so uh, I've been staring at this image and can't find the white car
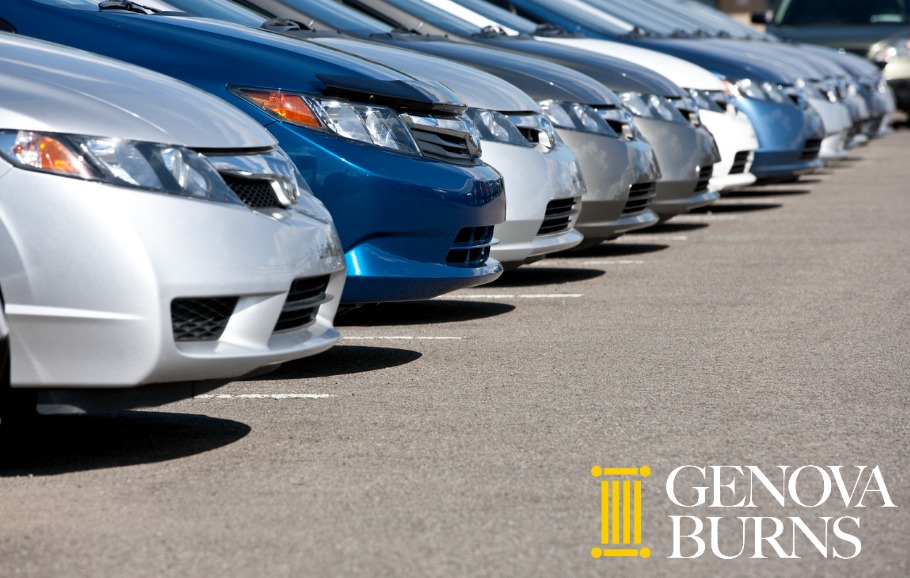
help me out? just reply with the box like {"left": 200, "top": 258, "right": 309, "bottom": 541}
{"left": 0, "top": 34, "right": 346, "bottom": 417}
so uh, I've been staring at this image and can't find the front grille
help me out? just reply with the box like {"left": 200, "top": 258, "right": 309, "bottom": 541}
{"left": 801, "top": 138, "right": 822, "bottom": 161}
{"left": 222, "top": 174, "right": 283, "bottom": 209}
{"left": 409, "top": 124, "right": 477, "bottom": 165}
{"left": 171, "top": 297, "right": 238, "bottom": 342}
{"left": 446, "top": 226, "right": 494, "bottom": 268}
{"left": 537, "top": 196, "right": 580, "bottom": 235}
{"left": 623, "top": 181, "right": 657, "bottom": 215}
{"left": 730, "top": 151, "right": 751, "bottom": 175}
{"left": 695, "top": 166, "right": 713, "bottom": 193}
{"left": 273, "top": 275, "right": 332, "bottom": 333}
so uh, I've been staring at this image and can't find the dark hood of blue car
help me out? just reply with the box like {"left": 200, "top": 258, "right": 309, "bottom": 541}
{"left": 3, "top": 2, "right": 467, "bottom": 113}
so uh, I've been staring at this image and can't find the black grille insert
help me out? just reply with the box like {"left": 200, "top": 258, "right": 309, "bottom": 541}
{"left": 409, "top": 124, "right": 478, "bottom": 165}
{"left": 801, "top": 138, "right": 822, "bottom": 161}
{"left": 730, "top": 151, "right": 750, "bottom": 175}
{"left": 695, "top": 166, "right": 714, "bottom": 193}
{"left": 447, "top": 226, "right": 494, "bottom": 268}
{"left": 222, "top": 174, "right": 283, "bottom": 209}
{"left": 623, "top": 182, "right": 657, "bottom": 215}
{"left": 171, "top": 297, "right": 238, "bottom": 342}
{"left": 274, "top": 275, "right": 332, "bottom": 333}
{"left": 538, "top": 197, "right": 580, "bottom": 235}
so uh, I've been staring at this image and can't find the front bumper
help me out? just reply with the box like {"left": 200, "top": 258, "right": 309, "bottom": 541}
{"left": 1, "top": 166, "right": 345, "bottom": 390}
{"left": 636, "top": 118, "right": 720, "bottom": 219}
{"left": 807, "top": 97, "right": 852, "bottom": 161}
{"left": 268, "top": 122, "right": 506, "bottom": 304}
{"left": 736, "top": 98, "right": 826, "bottom": 181}
{"left": 699, "top": 109, "right": 758, "bottom": 192}
{"left": 556, "top": 129, "right": 661, "bottom": 241}
{"left": 481, "top": 139, "right": 584, "bottom": 265}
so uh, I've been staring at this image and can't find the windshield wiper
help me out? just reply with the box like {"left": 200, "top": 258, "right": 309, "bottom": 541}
{"left": 621, "top": 25, "right": 654, "bottom": 39}
{"left": 261, "top": 18, "right": 305, "bottom": 32}
{"left": 97, "top": 0, "right": 158, "bottom": 14}
{"left": 533, "top": 22, "right": 568, "bottom": 37}
{"left": 474, "top": 24, "right": 509, "bottom": 38}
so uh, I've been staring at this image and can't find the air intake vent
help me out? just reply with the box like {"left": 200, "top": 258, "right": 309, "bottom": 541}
{"left": 274, "top": 275, "right": 332, "bottom": 333}
{"left": 801, "top": 138, "right": 822, "bottom": 161}
{"left": 730, "top": 151, "right": 751, "bottom": 175}
{"left": 171, "top": 297, "right": 238, "bottom": 342}
{"left": 446, "top": 226, "right": 494, "bottom": 268}
{"left": 538, "top": 197, "right": 580, "bottom": 235}
{"left": 623, "top": 182, "right": 657, "bottom": 215}
{"left": 222, "top": 174, "right": 283, "bottom": 209}
{"left": 408, "top": 124, "right": 478, "bottom": 165}
{"left": 695, "top": 166, "right": 714, "bottom": 193}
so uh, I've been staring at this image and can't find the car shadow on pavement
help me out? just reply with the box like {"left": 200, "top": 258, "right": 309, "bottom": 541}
{"left": 482, "top": 267, "right": 605, "bottom": 287}
{"left": 691, "top": 202, "right": 783, "bottom": 213}
{"left": 557, "top": 241, "right": 670, "bottom": 258}
{"left": 337, "top": 300, "right": 515, "bottom": 327}
{"left": 253, "top": 345, "right": 422, "bottom": 379}
{"left": 0, "top": 411, "right": 250, "bottom": 477}
{"left": 724, "top": 187, "right": 811, "bottom": 198}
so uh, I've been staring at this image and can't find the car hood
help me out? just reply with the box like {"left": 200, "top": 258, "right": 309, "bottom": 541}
{"left": 4, "top": 4, "right": 466, "bottom": 114}
{"left": 379, "top": 36, "right": 623, "bottom": 106}
{"left": 537, "top": 37, "right": 725, "bottom": 91}
{"left": 633, "top": 38, "right": 804, "bottom": 85}
{"left": 0, "top": 33, "right": 274, "bottom": 148}
{"left": 308, "top": 37, "right": 540, "bottom": 111}
{"left": 482, "top": 36, "right": 687, "bottom": 97}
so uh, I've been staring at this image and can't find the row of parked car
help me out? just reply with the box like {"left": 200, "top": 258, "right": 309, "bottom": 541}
{"left": 0, "top": 0, "right": 898, "bottom": 421}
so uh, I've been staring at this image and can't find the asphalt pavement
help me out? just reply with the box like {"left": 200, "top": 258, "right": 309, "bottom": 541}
{"left": 1, "top": 128, "right": 908, "bottom": 577}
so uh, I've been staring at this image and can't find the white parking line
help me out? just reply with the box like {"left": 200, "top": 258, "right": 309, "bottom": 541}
{"left": 195, "top": 393, "right": 335, "bottom": 399}
{"left": 342, "top": 336, "right": 463, "bottom": 340}
{"left": 581, "top": 260, "right": 645, "bottom": 265}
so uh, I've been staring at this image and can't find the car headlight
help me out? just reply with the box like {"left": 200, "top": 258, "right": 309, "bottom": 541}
{"left": 539, "top": 100, "right": 617, "bottom": 137}
{"left": 0, "top": 130, "right": 242, "bottom": 204}
{"left": 619, "top": 92, "right": 688, "bottom": 123}
{"left": 506, "top": 112, "right": 557, "bottom": 150}
{"left": 232, "top": 87, "right": 420, "bottom": 155}
{"left": 464, "top": 108, "right": 529, "bottom": 148}
{"left": 870, "top": 36, "right": 910, "bottom": 64}
{"left": 726, "top": 79, "right": 792, "bottom": 106}
{"left": 669, "top": 95, "right": 702, "bottom": 127}
{"left": 688, "top": 89, "right": 725, "bottom": 114}
{"left": 594, "top": 106, "right": 640, "bottom": 141}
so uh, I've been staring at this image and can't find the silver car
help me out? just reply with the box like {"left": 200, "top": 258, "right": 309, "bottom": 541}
{"left": 0, "top": 34, "right": 346, "bottom": 417}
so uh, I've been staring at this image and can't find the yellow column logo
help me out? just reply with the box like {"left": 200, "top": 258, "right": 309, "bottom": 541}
{"left": 591, "top": 466, "right": 651, "bottom": 559}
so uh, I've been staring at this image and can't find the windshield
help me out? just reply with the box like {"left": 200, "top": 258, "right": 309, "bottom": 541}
{"left": 357, "top": 0, "right": 489, "bottom": 36}
{"left": 481, "top": 0, "right": 633, "bottom": 35}
{"left": 448, "top": 0, "right": 541, "bottom": 34}
{"left": 583, "top": 0, "right": 688, "bottom": 35}
{"left": 32, "top": 0, "right": 98, "bottom": 8}
{"left": 775, "top": 0, "right": 910, "bottom": 26}
{"left": 273, "top": 0, "right": 394, "bottom": 35}
{"left": 147, "top": 0, "right": 269, "bottom": 25}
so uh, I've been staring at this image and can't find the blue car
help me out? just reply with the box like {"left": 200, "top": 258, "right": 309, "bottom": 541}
{"left": 2, "top": 0, "right": 506, "bottom": 304}
{"left": 473, "top": 0, "right": 827, "bottom": 182}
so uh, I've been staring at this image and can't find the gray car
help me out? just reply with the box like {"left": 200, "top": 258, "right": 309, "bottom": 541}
{"left": 0, "top": 34, "right": 346, "bottom": 418}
